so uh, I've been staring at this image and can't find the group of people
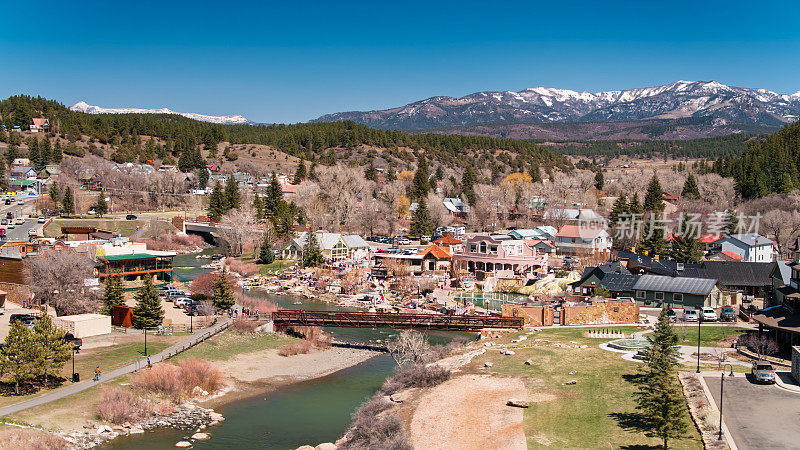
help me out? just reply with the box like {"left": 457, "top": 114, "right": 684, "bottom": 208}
{"left": 227, "top": 306, "right": 259, "bottom": 318}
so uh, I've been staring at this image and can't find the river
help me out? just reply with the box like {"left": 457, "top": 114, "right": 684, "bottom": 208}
{"left": 105, "top": 251, "right": 467, "bottom": 449}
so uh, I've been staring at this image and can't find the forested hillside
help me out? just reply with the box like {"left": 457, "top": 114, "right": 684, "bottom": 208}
{"left": 711, "top": 120, "right": 800, "bottom": 198}
{"left": 540, "top": 133, "right": 754, "bottom": 159}
{"left": 0, "top": 95, "right": 570, "bottom": 174}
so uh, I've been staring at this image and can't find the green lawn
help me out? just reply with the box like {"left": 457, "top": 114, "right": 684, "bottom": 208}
{"left": 237, "top": 254, "right": 294, "bottom": 275}
{"left": 174, "top": 330, "right": 298, "bottom": 362}
{"left": 467, "top": 328, "right": 703, "bottom": 449}
{"left": 69, "top": 342, "right": 172, "bottom": 378}
{"left": 672, "top": 325, "right": 748, "bottom": 347}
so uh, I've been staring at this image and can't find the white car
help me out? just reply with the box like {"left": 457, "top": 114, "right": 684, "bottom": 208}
{"left": 14, "top": 218, "right": 24, "bottom": 225}
{"left": 683, "top": 308, "right": 698, "bottom": 322}
{"left": 16, "top": 199, "right": 23, "bottom": 205}
{"left": 174, "top": 297, "right": 192, "bottom": 308}
{"left": 37, "top": 217, "right": 45, "bottom": 223}
{"left": 700, "top": 307, "right": 718, "bottom": 322}
{"left": 396, "top": 237, "right": 411, "bottom": 245}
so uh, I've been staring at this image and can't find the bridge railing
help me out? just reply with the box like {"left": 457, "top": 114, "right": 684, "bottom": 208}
{"left": 271, "top": 309, "right": 523, "bottom": 330}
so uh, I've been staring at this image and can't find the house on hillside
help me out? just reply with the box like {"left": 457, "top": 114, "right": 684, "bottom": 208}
{"left": 30, "top": 118, "right": 49, "bottom": 133}
{"left": 702, "top": 261, "right": 775, "bottom": 300}
{"left": 717, "top": 233, "right": 775, "bottom": 262}
{"left": 555, "top": 225, "right": 612, "bottom": 255}
{"left": 79, "top": 173, "right": 103, "bottom": 191}
{"left": 442, "top": 197, "right": 470, "bottom": 217}
{"left": 543, "top": 208, "right": 606, "bottom": 226}
{"left": 632, "top": 275, "right": 725, "bottom": 308}
{"left": 11, "top": 158, "right": 30, "bottom": 167}
{"left": 11, "top": 166, "right": 37, "bottom": 179}
{"left": 524, "top": 239, "right": 556, "bottom": 254}
{"left": 281, "top": 231, "right": 370, "bottom": 262}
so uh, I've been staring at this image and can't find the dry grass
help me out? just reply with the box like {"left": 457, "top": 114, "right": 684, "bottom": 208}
{"left": 96, "top": 387, "right": 150, "bottom": 424}
{"left": 231, "top": 316, "right": 260, "bottom": 333}
{"left": 0, "top": 426, "right": 69, "bottom": 450}
{"left": 226, "top": 258, "right": 259, "bottom": 277}
{"left": 131, "top": 359, "right": 224, "bottom": 402}
{"left": 136, "top": 233, "right": 204, "bottom": 251}
{"left": 340, "top": 396, "right": 410, "bottom": 450}
{"left": 278, "top": 340, "right": 312, "bottom": 356}
{"left": 380, "top": 364, "right": 451, "bottom": 395}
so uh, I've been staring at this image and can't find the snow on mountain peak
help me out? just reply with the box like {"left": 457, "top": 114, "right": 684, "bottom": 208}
{"left": 69, "top": 101, "right": 249, "bottom": 125}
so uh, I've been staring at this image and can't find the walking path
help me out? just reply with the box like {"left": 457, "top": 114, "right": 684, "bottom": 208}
{"left": 0, "top": 317, "right": 231, "bottom": 417}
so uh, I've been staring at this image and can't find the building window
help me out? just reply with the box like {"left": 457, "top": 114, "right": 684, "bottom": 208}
{"left": 636, "top": 290, "right": 645, "bottom": 299}
{"left": 479, "top": 242, "right": 487, "bottom": 253}
{"left": 489, "top": 245, "right": 498, "bottom": 254}
{"left": 673, "top": 293, "right": 683, "bottom": 303}
{"left": 655, "top": 292, "right": 664, "bottom": 301}
{"left": 470, "top": 244, "right": 477, "bottom": 253}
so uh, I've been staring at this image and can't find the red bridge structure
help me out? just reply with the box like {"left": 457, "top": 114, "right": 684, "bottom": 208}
{"left": 271, "top": 309, "right": 524, "bottom": 331}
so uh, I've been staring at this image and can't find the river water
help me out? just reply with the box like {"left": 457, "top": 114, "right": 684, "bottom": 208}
{"left": 106, "top": 251, "right": 467, "bottom": 449}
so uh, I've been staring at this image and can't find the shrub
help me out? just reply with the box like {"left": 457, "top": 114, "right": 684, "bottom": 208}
{"left": 136, "top": 233, "right": 205, "bottom": 252}
{"left": 226, "top": 259, "right": 258, "bottom": 277}
{"left": 97, "top": 387, "right": 150, "bottom": 424}
{"left": 341, "top": 408, "right": 411, "bottom": 450}
{"left": 0, "top": 427, "right": 69, "bottom": 450}
{"left": 177, "top": 358, "right": 225, "bottom": 394}
{"left": 379, "top": 364, "right": 450, "bottom": 396}
{"left": 231, "top": 316, "right": 259, "bottom": 333}
{"left": 132, "top": 363, "right": 184, "bottom": 402}
{"left": 278, "top": 340, "right": 312, "bottom": 356}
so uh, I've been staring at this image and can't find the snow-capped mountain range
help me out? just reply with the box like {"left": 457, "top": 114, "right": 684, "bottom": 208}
{"left": 314, "top": 81, "right": 800, "bottom": 130}
{"left": 69, "top": 101, "right": 250, "bottom": 125}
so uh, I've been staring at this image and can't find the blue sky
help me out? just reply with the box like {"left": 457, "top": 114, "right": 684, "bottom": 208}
{"left": 1, "top": 0, "right": 798, "bottom": 123}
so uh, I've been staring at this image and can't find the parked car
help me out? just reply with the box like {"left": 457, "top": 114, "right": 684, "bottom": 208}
{"left": 174, "top": 297, "right": 192, "bottom": 308}
{"left": 404, "top": 248, "right": 419, "bottom": 255}
{"left": 751, "top": 360, "right": 776, "bottom": 384}
{"left": 7, "top": 222, "right": 15, "bottom": 229}
{"left": 167, "top": 291, "right": 188, "bottom": 299}
{"left": 683, "top": 308, "right": 698, "bottom": 322}
{"left": 126, "top": 214, "right": 138, "bottom": 220}
{"left": 10, "top": 314, "right": 36, "bottom": 328}
{"left": 1, "top": 219, "right": 7, "bottom": 226}
{"left": 37, "top": 216, "right": 45, "bottom": 223}
{"left": 16, "top": 199, "right": 23, "bottom": 205}
{"left": 720, "top": 306, "right": 736, "bottom": 322}
{"left": 700, "top": 307, "right": 717, "bottom": 322}
{"left": 14, "top": 218, "right": 24, "bottom": 225}
{"left": 3, "top": 199, "right": 10, "bottom": 205}
{"left": 664, "top": 308, "right": 677, "bottom": 322}
{"left": 396, "top": 237, "right": 411, "bottom": 245}
{"left": 6, "top": 212, "right": 13, "bottom": 219}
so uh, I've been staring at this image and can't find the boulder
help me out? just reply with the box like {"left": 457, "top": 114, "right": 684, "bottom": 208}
{"left": 191, "top": 433, "right": 210, "bottom": 440}
{"left": 96, "top": 425, "right": 113, "bottom": 435}
{"left": 390, "top": 388, "right": 417, "bottom": 403}
{"left": 484, "top": 362, "right": 494, "bottom": 368}
{"left": 175, "top": 441, "right": 192, "bottom": 448}
{"left": 506, "top": 398, "right": 530, "bottom": 408}
{"left": 297, "top": 446, "right": 316, "bottom": 450}
{"left": 130, "top": 427, "right": 144, "bottom": 435}
{"left": 524, "top": 359, "right": 533, "bottom": 365}
{"left": 208, "top": 412, "right": 225, "bottom": 422}
{"left": 316, "top": 443, "right": 337, "bottom": 450}
{"left": 565, "top": 380, "right": 577, "bottom": 385}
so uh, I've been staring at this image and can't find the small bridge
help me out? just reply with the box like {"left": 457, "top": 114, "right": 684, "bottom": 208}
{"left": 272, "top": 309, "right": 524, "bottom": 331}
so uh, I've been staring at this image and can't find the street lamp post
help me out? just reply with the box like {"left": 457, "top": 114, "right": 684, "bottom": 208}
{"left": 718, "top": 363, "right": 735, "bottom": 441}
{"left": 190, "top": 313, "right": 193, "bottom": 334}
{"left": 144, "top": 327, "right": 148, "bottom": 356}
{"left": 71, "top": 348, "right": 76, "bottom": 382}
{"left": 696, "top": 314, "right": 702, "bottom": 373}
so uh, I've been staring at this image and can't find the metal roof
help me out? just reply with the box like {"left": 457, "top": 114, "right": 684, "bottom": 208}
{"left": 632, "top": 275, "right": 717, "bottom": 296}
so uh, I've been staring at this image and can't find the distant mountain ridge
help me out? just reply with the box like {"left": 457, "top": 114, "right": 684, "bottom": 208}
{"left": 69, "top": 101, "right": 250, "bottom": 125}
{"left": 314, "top": 80, "right": 800, "bottom": 131}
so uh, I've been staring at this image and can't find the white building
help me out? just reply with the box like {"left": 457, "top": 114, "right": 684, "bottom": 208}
{"left": 718, "top": 233, "right": 775, "bottom": 262}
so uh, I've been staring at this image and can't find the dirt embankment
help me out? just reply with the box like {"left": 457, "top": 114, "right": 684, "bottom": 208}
{"left": 409, "top": 374, "right": 528, "bottom": 450}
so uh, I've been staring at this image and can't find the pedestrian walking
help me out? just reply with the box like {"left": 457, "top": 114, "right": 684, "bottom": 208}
{"left": 94, "top": 365, "right": 101, "bottom": 381}
{"left": 147, "top": 355, "right": 151, "bottom": 368}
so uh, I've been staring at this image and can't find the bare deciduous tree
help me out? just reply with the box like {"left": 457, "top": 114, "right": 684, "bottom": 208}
{"left": 387, "top": 330, "right": 430, "bottom": 367}
{"left": 26, "top": 249, "right": 100, "bottom": 315}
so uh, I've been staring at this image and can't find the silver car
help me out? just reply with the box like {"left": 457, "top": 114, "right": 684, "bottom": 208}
{"left": 751, "top": 360, "right": 775, "bottom": 384}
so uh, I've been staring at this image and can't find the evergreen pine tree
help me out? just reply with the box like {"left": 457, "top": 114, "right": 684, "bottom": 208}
{"left": 52, "top": 140, "right": 63, "bottom": 162}
{"left": 670, "top": 217, "right": 703, "bottom": 262}
{"left": 462, "top": 166, "right": 477, "bottom": 206}
{"left": 32, "top": 313, "right": 71, "bottom": 387}
{"left": 1, "top": 321, "right": 38, "bottom": 394}
{"left": 411, "top": 156, "right": 430, "bottom": 200}
{"left": 132, "top": 277, "right": 165, "bottom": 329}
{"left": 308, "top": 161, "right": 318, "bottom": 181}
{"left": 639, "top": 215, "right": 667, "bottom": 257}
{"left": 197, "top": 168, "right": 209, "bottom": 189}
{"left": 528, "top": 161, "right": 542, "bottom": 183}
{"left": 681, "top": 173, "right": 701, "bottom": 200}
{"left": 628, "top": 194, "right": 644, "bottom": 215}
{"left": 724, "top": 208, "right": 739, "bottom": 236}
{"left": 609, "top": 195, "right": 629, "bottom": 226}
{"left": 636, "top": 309, "right": 688, "bottom": 448}
{"left": 61, "top": 186, "right": 74, "bottom": 216}
{"left": 410, "top": 200, "right": 434, "bottom": 237}
{"left": 211, "top": 267, "right": 236, "bottom": 311}
{"left": 434, "top": 166, "right": 444, "bottom": 181}
{"left": 644, "top": 174, "right": 665, "bottom": 213}
{"left": 252, "top": 194, "right": 265, "bottom": 222}
{"left": 293, "top": 161, "right": 307, "bottom": 184}
{"left": 224, "top": 175, "right": 240, "bottom": 210}
{"left": 265, "top": 172, "right": 283, "bottom": 215}
{"left": 386, "top": 161, "right": 396, "bottom": 182}
{"left": 40, "top": 137, "right": 52, "bottom": 164}
{"left": 364, "top": 160, "right": 378, "bottom": 182}
{"left": 100, "top": 275, "right": 124, "bottom": 315}
{"left": 257, "top": 233, "right": 275, "bottom": 265}
{"left": 303, "top": 232, "right": 325, "bottom": 268}
{"left": 207, "top": 181, "right": 225, "bottom": 221}
{"left": 94, "top": 195, "right": 108, "bottom": 217}
{"left": 594, "top": 170, "right": 604, "bottom": 191}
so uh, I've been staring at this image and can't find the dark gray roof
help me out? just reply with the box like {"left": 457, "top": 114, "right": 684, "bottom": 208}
{"left": 701, "top": 261, "right": 774, "bottom": 288}
{"left": 596, "top": 273, "right": 638, "bottom": 292}
{"left": 632, "top": 275, "right": 717, "bottom": 296}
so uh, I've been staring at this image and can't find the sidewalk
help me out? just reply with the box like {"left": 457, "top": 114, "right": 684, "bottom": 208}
{"left": 0, "top": 317, "right": 231, "bottom": 417}
{"left": 774, "top": 371, "right": 800, "bottom": 393}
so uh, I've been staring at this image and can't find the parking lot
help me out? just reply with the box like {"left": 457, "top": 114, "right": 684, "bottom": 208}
{"left": 705, "top": 374, "right": 800, "bottom": 449}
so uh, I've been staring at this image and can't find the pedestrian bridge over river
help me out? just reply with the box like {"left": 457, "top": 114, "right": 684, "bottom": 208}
{"left": 271, "top": 310, "right": 524, "bottom": 331}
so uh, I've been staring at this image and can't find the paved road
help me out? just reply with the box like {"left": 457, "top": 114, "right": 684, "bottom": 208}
{"left": 0, "top": 317, "right": 231, "bottom": 417}
{"left": 705, "top": 374, "right": 800, "bottom": 449}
